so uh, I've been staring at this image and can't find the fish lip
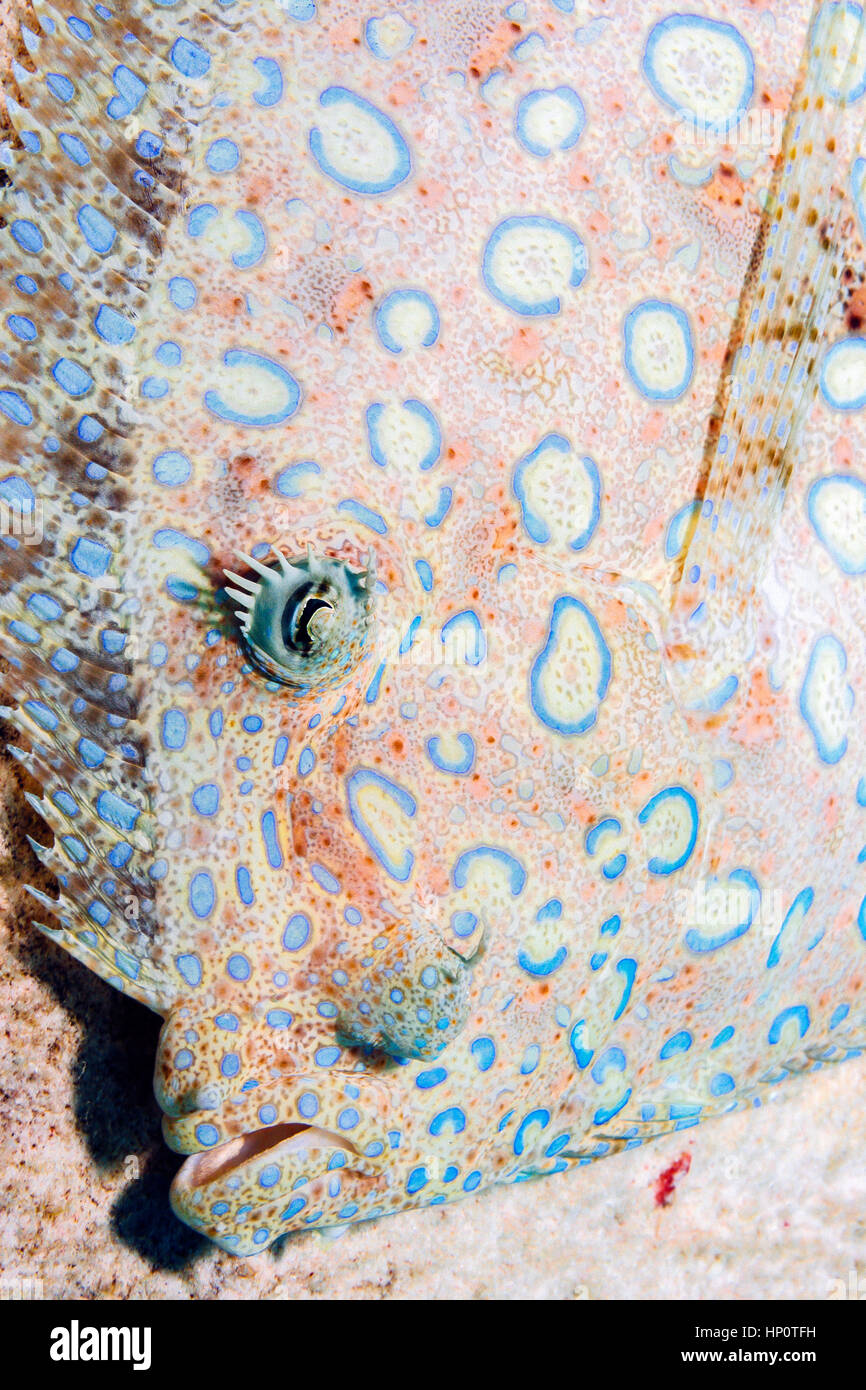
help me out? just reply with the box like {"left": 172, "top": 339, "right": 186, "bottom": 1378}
{"left": 174, "top": 1121, "right": 360, "bottom": 1192}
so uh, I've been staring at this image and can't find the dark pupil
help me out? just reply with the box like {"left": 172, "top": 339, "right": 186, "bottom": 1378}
{"left": 281, "top": 581, "right": 333, "bottom": 654}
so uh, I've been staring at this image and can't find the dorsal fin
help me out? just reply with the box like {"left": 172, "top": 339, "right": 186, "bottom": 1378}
{"left": 664, "top": 0, "right": 866, "bottom": 716}
{"left": 0, "top": 0, "right": 246, "bottom": 1013}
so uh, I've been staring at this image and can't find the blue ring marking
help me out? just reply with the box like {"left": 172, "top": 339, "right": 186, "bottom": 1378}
{"left": 425, "top": 486, "right": 452, "bottom": 527}
{"left": 195, "top": 1124, "right": 219, "bottom": 1147}
{"left": 517, "top": 944, "right": 567, "bottom": 977}
{"left": 515, "top": 85, "right": 585, "bottom": 157}
{"left": 274, "top": 461, "right": 320, "bottom": 497}
{"left": 346, "top": 768, "right": 416, "bottom": 881}
{"left": 820, "top": 337, "right": 866, "bottom": 410}
{"left": 482, "top": 215, "right": 587, "bottom": 316}
{"left": 766, "top": 887, "right": 815, "bottom": 968}
{"left": 637, "top": 785, "right": 699, "bottom": 874}
{"left": 189, "top": 872, "right": 216, "bottom": 919}
{"left": 453, "top": 845, "right": 525, "bottom": 896}
{"left": 665, "top": 498, "right": 701, "bottom": 560}
{"left": 204, "top": 349, "right": 301, "bottom": 428}
{"left": 366, "top": 398, "right": 442, "bottom": 471}
{"left": 768, "top": 1005, "right": 810, "bottom": 1044}
{"left": 799, "top": 633, "right": 853, "bottom": 764}
{"left": 623, "top": 299, "right": 694, "bottom": 401}
{"left": 221, "top": 1053, "right": 240, "bottom": 1078}
{"left": 309, "top": 87, "right": 412, "bottom": 195}
{"left": 660, "top": 1030, "right": 692, "bottom": 1060}
{"left": 569, "top": 1019, "right": 593, "bottom": 1069}
{"left": 806, "top": 475, "right": 866, "bottom": 575}
{"left": 529, "top": 594, "right": 611, "bottom": 735}
{"left": 513, "top": 1108, "right": 550, "bottom": 1156}
{"left": 232, "top": 211, "right": 267, "bottom": 269}
{"left": 512, "top": 433, "right": 601, "bottom": 550}
{"left": 374, "top": 289, "right": 440, "bottom": 353}
{"left": 642, "top": 14, "right": 754, "bottom": 133}
{"left": 441, "top": 609, "right": 485, "bottom": 665}
{"left": 337, "top": 499, "right": 388, "bottom": 534}
{"left": 6, "top": 314, "right": 37, "bottom": 342}
{"left": 429, "top": 1107, "right": 466, "bottom": 1136}
{"left": 426, "top": 732, "right": 475, "bottom": 775}
{"left": 613, "top": 958, "right": 637, "bottom": 1020}
{"left": 253, "top": 56, "right": 283, "bottom": 107}
{"left": 684, "top": 868, "right": 761, "bottom": 953}
{"left": 191, "top": 783, "right": 219, "bottom": 817}
{"left": 52, "top": 358, "right": 93, "bottom": 397}
{"left": 152, "top": 530, "right": 210, "bottom": 565}
{"left": 471, "top": 1036, "right": 496, "bottom": 1072}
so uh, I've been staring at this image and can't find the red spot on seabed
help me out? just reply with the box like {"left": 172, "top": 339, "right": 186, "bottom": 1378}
{"left": 654, "top": 1152, "right": 692, "bottom": 1208}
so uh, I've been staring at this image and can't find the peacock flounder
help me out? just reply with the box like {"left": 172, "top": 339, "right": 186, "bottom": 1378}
{"left": 0, "top": 0, "right": 864, "bottom": 1256}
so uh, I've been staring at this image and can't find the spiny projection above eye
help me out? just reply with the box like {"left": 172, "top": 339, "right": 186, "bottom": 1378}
{"left": 222, "top": 546, "right": 377, "bottom": 693}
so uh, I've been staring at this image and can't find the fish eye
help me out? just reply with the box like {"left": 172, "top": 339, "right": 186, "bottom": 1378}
{"left": 223, "top": 545, "right": 375, "bottom": 692}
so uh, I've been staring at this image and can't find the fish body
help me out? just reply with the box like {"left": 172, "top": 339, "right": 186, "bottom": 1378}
{"left": 0, "top": 0, "right": 864, "bottom": 1255}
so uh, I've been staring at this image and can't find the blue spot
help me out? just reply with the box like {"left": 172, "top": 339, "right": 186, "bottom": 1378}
{"left": 517, "top": 944, "right": 567, "bottom": 977}
{"left": 70, "top": 537, "right": 111, "bottom": 577}
{"left": 170, "top": 36, "right": 211, "bottom": 78}
{"left": 206, "top": 137, "right": 240, "bottom": 173}
{"left": 161, "top": 709, "right": 188, "bottom": 750}
{"left": 261, "top": 810, "right": 283, "bottom": 868}
{"left": 192, "top": 784, "right": 220, "bottom": 817}
{"left": 426, "top": 732, "right": 475, "bottom": 775}
{"left": 189, "top": 872, "right": 216, "bottom": 919}
{"left": 266, "top": 1009, "right": 293, "bottom": 1028}
{"left": 168, "top": 277, "right": 197, "bottom": 310}
{"left": 283, "top": 913, "right": 311, "bottom": 951}
{"left": 10, "top": 219, "right": 44, "bottom": 254}
{"left": 95, "top": 791, "right": 139, "bottom": 833}
{"left": 152, "top": 450, "right": 191, "bottom": 486}
{"left": 176, "top": 953, "right": 202, "bottom": 988}
{"left": 195, "top": 1124, "right": 219, "bottom": 1147}
{"left": 643, "top": 15, "right": 754, "bottom": 133}
{"left": 274, "top": 461, "right": 320, "bottom": 497}
{"left": 93, "top": 304, "right": 135, "bottom": 345}
{"left": 227, "top": 953, "right": 251, "bottom": 981}
{"left": 430, "top": 1107, "right": 466, "bottom": 1136}
{"left": 52, "top": 358, "right": 92, "bottom": 397}
{"left": 77, "top": 204, "right": 116, "bottom": 254}
{"left": 416, "top": 1067, "right": 447, "bottom": 1089}
{"left": 253, "top": 56, "right": 283, "bottom": 107}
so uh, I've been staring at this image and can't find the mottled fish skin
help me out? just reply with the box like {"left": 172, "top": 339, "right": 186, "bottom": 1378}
{"left": 0, "top": 0, "right": 864, "bottom": 1257}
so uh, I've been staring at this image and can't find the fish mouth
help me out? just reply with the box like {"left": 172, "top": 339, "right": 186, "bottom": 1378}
{"left": 170, "top": 1121, "right": 383, "bottom": 1254}
{"left": 178, "top": 1122, "right": 358, "bottom": 1190}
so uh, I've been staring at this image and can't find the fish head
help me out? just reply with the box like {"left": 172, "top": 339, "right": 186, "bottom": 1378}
{"left": 148, "top": 447, "right": 703, "bottom": 1253}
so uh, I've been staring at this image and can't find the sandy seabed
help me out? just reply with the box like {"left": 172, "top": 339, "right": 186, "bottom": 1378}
{"left": 0, "top": 0, "right": 864, "bottom": 1301}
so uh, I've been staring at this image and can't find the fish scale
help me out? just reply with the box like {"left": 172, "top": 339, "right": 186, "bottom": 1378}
{"left": 0, "top": 0, "right": 864, "bottom": 1257}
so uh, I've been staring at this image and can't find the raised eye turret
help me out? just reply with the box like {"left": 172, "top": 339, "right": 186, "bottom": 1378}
{"left": 223, "top": 546, "right": 375, "bottom": 694}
